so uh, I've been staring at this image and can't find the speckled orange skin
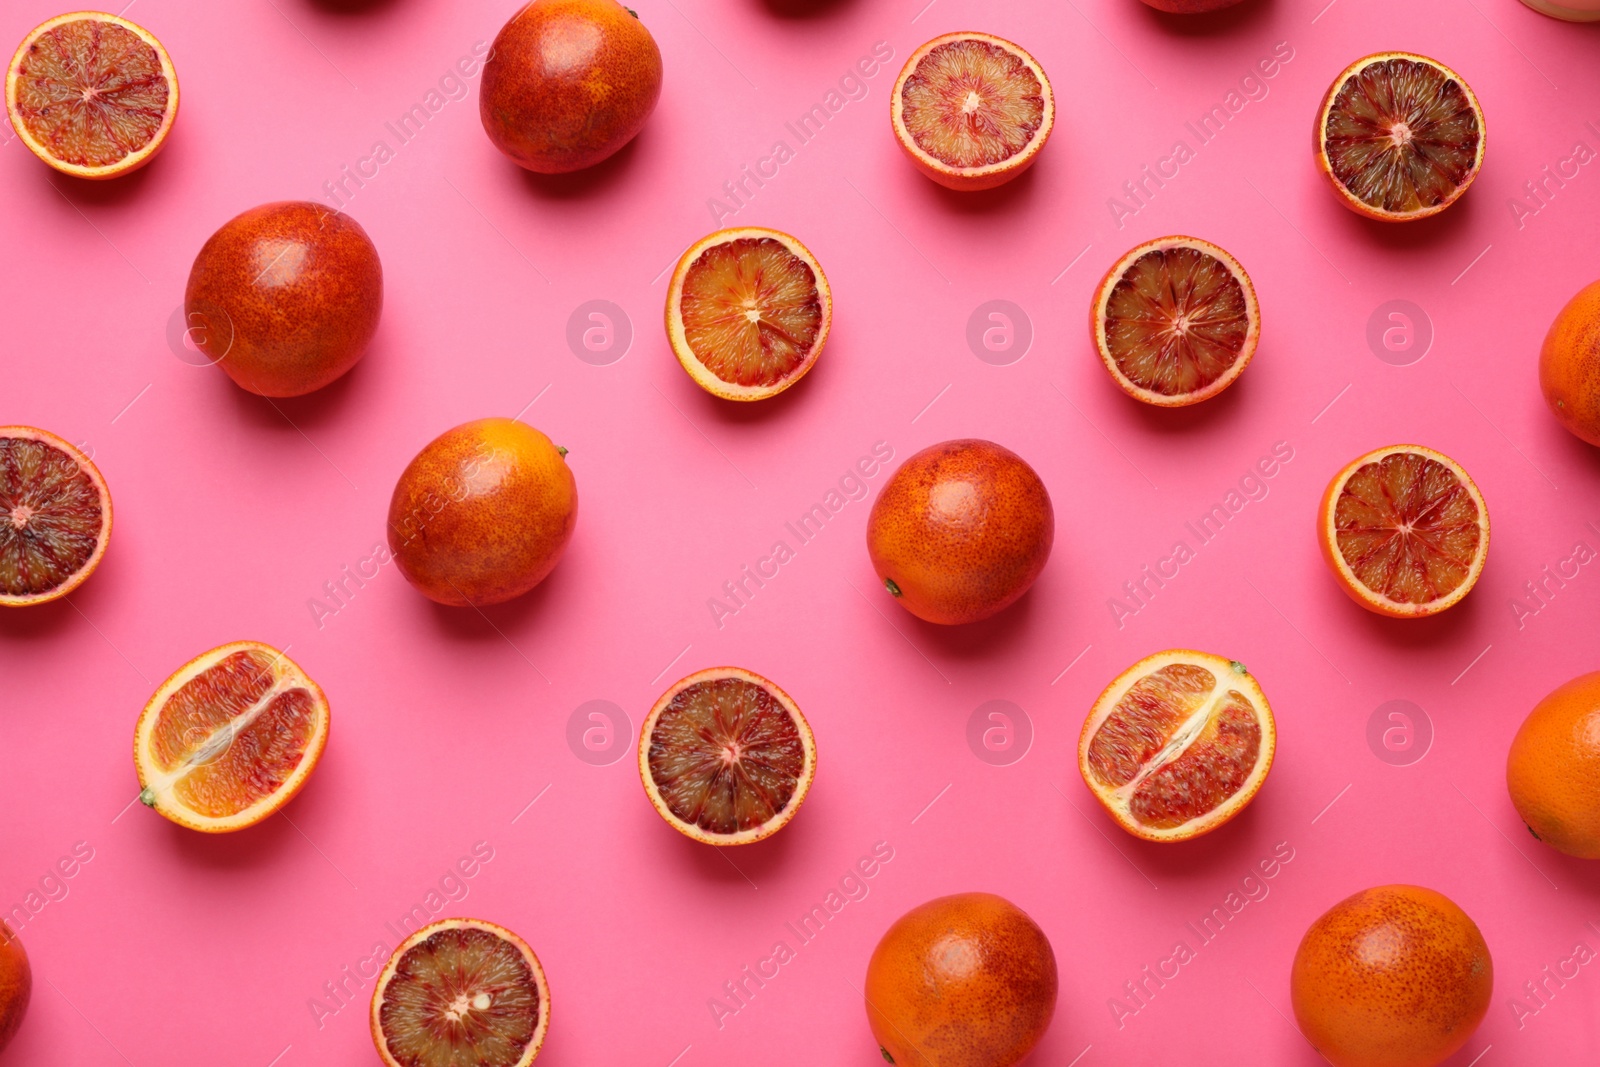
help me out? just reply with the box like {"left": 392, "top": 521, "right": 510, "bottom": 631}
{"left": 865, "top": 893, "right": 1057, "bottom": 1067}
{"left": 1139, "top": 0, "right": 1245, "bottom": 11}
{"left": 1540, "top": 280, "right": 1600, "bottom": 447}
{"left": 387, "top": 419, "right": 577, "bottom": 607}
{"left": 1507, "top": 671, "right": 1600, "bottom": 858}
{"left": 0, "top": 923, "right": 30, "bottom": 1053}
{"left": 1291, "top": 885, "right": 1492, "bottom": 1067}
{"left": 867, "top": 440, "right": 1053, "bottom": 625}
{"left": 185, "top": 202, "right": 383, "bottom": 397}
{"left": 480, "top": 0, "right": 663, "bottom": 174}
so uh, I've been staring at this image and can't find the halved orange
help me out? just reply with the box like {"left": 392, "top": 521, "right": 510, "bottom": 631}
{"left": 371, "top": 918, "right": 550, "bottom": 1067}
{"left": 133, "top": 642, "right": 329, "bottom": 833}
{"left": 1318, "top": 444, "right": 1489, "bottom": 618}
{"left": 891, "top": 32, "right": 1054, "bottom": 191}
{"left": 665, "top": 227, "right": 830, "bottom": 401}
{"left": 1091, "top": 236, "right": 1260, "bottom": 407}
{"left": 0, "top": 426, "right": 111, "bottom": 607}
{"left": 6, "top": 12, "right": 179, "bottom": 180}
{"left": 1079, "top": 650, "right": 1275, "bottom": 842}
{"left": 1314, "top": 53, "right": 1485, "bottom": 222}
{"left": 639, "top": 667, "right": 816, "bottom": 845}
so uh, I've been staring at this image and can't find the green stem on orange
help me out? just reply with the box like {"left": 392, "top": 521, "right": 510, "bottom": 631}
{"left": 884, "top": 578, "right": 902, "bottom": 598}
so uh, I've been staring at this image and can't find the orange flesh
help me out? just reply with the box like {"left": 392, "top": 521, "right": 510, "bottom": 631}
{"left": 0, "top": 435, "right": 104, "bottom": 599}
{"left": 1103, "top": 247, "right": 1251, "bottom": 397}
{"left": 148, "top": 650, "right": 318, "bottom": 818}
{"left": 378, "top": 926, "right": 540, "bottom": 1067}
{"left": 1085, "top": 664, "right": 1262, "bottom": 829}
{"left": 648, "top": 677, "right": 806, "bottom": 836}
{"left": 1324, "top": 59, "right": 1480, "bottom": 215}
{"left": 11, "top": 18, "right": 171, "bottom": 169}
{"left": 900, "top": 39, "right": 1044, "bottom": 168}
{"left": 679, "top": 238, "right": 822, "bottom": 388}
{"left": 1333, "top": 452, "right": 1481, "bottom": 606}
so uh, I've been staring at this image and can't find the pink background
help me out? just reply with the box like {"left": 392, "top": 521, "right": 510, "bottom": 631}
{"left": 4, "top": 0, "right": 1600, "bottom": 1063}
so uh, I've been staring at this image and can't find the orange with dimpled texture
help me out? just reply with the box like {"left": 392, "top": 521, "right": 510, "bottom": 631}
{"left": 387, "top": 419, "right": 577, "bottom": 607}
{"left": 1291, "top": 885, "right": 1492, "bottom": 1067}
{"left": 0, "top": 922, "right": 28, "bottom": 1054}
{"left": 185, "top": 201, "right": 383, "bottom": 397}
{"left": 865, "top": 893, "right": 1057, "bottom": 1067}
{"left": 1540, "top": 279, "right": 1600, "bottom": 447}
{"left": 867, "top": 440, "right": 1053, "bottom": 625}
{"left": 480, "top": 0, "right": 663, "bottom": 174}
{"left": 1506, "top": 670, "right": 1600, "bottom": 858}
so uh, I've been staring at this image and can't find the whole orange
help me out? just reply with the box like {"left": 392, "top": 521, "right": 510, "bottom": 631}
{"left": 185, "top": 202, "right": 383, "bottom": 397}
{"left": 480, "top": 0, "right": 663, "bottom": 174}
{"left": 1539, "top": 279, "right": 1600, "bottom": 446}
{"left": 1507, "top": 670, "right": 1600, "bottom": 858}
{"left": 0, "top": 922, "right": 30, "bottom": 1053}
{"left": 1291, "top": 885, "right": 1492, "bottom": 1067}
{"left": 387, "top": 419, "right": 577, "bottom": 607}
{"left": 867, "top": 440, "right": 1053, "bottom": 625}
{"left": 865, "top": 893, "right": 1056, "bottom": 1067}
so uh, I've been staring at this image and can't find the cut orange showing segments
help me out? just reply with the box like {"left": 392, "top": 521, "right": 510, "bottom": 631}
{"left": 1079, "top": 651, "right": 1275, "bottom": 842}
{"left": 665, "top": 227, "right": 830, "bottom": 401}
{"left": 1315, "top": 53, "right": 1485, "bottom": 222}
{"left": 6, "top": 12, "right": 179, "bottom": 180}
{"left": 371, "top": 918, "right": 550, "bottom": 1067}
{"left": 1091, "top": 236, "right": 1260, "bottom": 407}
{"left": 640, "top": 667, "right": 816, "bottom": 845}
{"left": 0, "top": 426, "right": 111, "bottom": 607}
{"left": 133, "top": 642, "right": 329, "bottom": 833}
{"left": 891, "top": 32, "right": 1054, "bottom": 191}
{"left": 1318, "top": 444, "right": 1489, "bottom": 618}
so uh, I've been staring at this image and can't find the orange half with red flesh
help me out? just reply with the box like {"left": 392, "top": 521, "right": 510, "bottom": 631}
{"left": 0, "top": 426, "right": 111, "bottom": 606}
{"left": 666, "top": 228, "right": 830, "bottom": 402}
{"left": 640, "top": 667, "right": 816, "bottom": 845}
{"left": 1079, "top": 650, "right": 1275, "bottom": 842}
{"left": 134, "top": 642, "right": 329, "bottom": 832}
{"left": 1318, "top": 444, "right": 1489, "bottom": 618}
{"left": 6, "top": 12, "right": 179, "bottom": 179}
{"left": 891, "top": 32, "right": 1055, "bottom": 191}
{"left": 1092, "top": 236, "right": 1260, "bottom": 407}
{"left": 371, "top": 918, "right": 550, "bottom": 1067}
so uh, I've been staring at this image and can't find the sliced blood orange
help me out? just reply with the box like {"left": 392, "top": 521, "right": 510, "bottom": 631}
{"left": 665, "top": 227, "right": 830, "bottom": 401}
{"left": 0, "top": 426, "right": 111, "bottom": 607}
{"left": 1079, "top": 650, "right": 1275, "bottom": 842}
{"left": 1091, "top": 236, "right": 1260, "bottom": 407}
{"left": 6, "top": 12, "right": 179, "bottom": 180}
{"left": 371, "top": 918, "right": 550, "bottom": 1067}
{"left": 891, "top": 32, "right": 1054, "bottom": 191}
{"left": 639, "top": 667, "right": 816, "bottom": 845}
{"left": 1318, "top": 444, "right": 1489, "bottom": 618}
{"left": 133, "top": 642, "right": 329, "bottom": 833}
{"left": 1314, "top": 53, "right": 1485, "bottom": 222}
